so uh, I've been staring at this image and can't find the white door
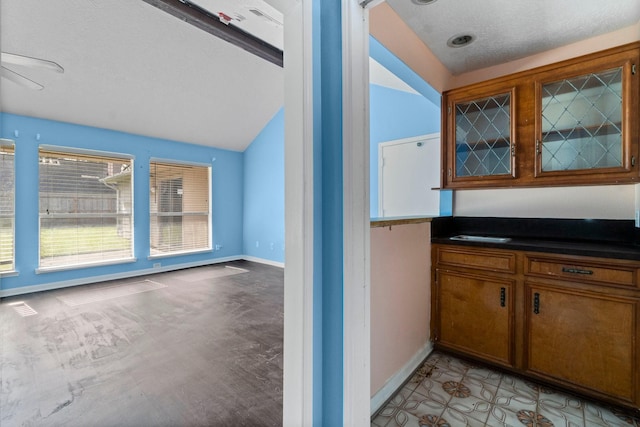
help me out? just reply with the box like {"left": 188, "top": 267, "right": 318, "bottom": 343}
{"left": 379, "top": 133, "right": 440, "bottom": 217}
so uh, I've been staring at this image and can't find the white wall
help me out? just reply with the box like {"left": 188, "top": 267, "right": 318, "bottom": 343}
{"left": 454, "top": 185, "right": 635, "bottom": 219}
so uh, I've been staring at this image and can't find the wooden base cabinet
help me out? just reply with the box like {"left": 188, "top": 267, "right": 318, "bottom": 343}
{"left": 525, "top": 283, "right": 638, "bottom": 404}
{"left": 432, "top": 244, "right": 640, "bottom": 410}
{"left": 436, "top": 270, "right": 514, "bottom": 367}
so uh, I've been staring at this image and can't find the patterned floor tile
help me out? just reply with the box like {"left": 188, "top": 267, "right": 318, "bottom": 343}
{"left": 409, "top": 362, "right": 439, "bottom": 389}
{"left": 402, "top": 392, "right": 448, "bottom": 420}
{"left": 461, "top": 373, "right": 499, "bottom": 403}
{"left": 372, "top": 352, "right": 640, "bottom": 427}
{"left": 465, "top": 365, "right": 503, "bottom": 388}
{"left": 374, "top": 384, "right": 419, "bottom": 426}
{"left": 371, "top": 414, "right": 390, "bottom": 427}
{"left": 412, "top": 378, "right": 454, "bottom": 406}
{"left": 426, "top": 364, "right": 466, "bottom": 389}
{"left": 485, "top": 406, "right": 528, "bottom": 427}
{"left": 537, "top": 406, "right": 584, "bottom": 427}
{"left": 584, "top": 402, "right": 640, "bottom": 427}
{"left": 434, "top": 355, "right": 471, "bottom": 377}
{"left": 440, "top": 407, "right": 489, "bottom": 427}
{"left": 538, "top": 391, "right": 584, "bottom": 420}
{"left": 384, "top": 409, "right": 446, "bottom": 427}
{"left": 445, "top": 394, "right": 492, "bottom": 424}
{"left": 494, "top": 375, "right": 538, "bottom": 412}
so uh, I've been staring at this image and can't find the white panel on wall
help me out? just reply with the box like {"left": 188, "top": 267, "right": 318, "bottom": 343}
{"left": 378, "top": 134, "right": 440, "bottom": 217}
{"left": 454, "top": 185, "right": 635, "bottom": 219}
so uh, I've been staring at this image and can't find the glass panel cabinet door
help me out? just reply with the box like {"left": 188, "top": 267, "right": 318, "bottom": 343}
{"left": 454, "top": 91, "right": 514, "bottom": 179}
{"left": 539, "top": 67, "right": 623, "bottom": 172}
{"left": 535, "top": 48, "right": 638, "bottom": 182}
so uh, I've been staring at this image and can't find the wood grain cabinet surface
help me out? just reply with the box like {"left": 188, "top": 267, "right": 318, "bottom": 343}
{"left": 432, "top": 244, "right": 640, "bottom": 410}
{"left": 441, "top": 42, "right": 640, "bottom": 189}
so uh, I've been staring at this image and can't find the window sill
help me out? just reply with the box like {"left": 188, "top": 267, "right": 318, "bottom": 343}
{"left": 0, "top": 270, "right": 19, "bottom": 278}
{"left": 36, "top": 257, "right": 137, "bottom": 274}
{"left": 148, "top": 248, "right": 213, "bottom": 260}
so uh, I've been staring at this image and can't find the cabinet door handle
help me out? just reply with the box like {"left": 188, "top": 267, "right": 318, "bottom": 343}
{"left": 500, "top": 287, "right": 506, "bottom": 307}
{"left": 562, "top": 267, "right": 593, "bottom": 275}
{"left": 533, "top": 292, "right": 540, "bottom": 315}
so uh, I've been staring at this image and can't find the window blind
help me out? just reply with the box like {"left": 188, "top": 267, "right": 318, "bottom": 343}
{"left": 39, "top": 149, "right": 133, "bottom": 269}
{"left": 0, "top": 143, "right": 15, "bottom": 272}
{"left": 149, "top": 161, "right": 211, "bottom": 255}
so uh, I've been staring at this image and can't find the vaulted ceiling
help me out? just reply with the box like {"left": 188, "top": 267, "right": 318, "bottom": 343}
{"left": 0, "top": 0, "right": 284, "bottom": 151}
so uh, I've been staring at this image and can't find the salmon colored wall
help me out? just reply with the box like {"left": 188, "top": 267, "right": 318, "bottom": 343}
{"left": 369, "top": 2, "right": 451, "bottom": 93}
{"left": 370, "top": 222, "right": 431, "bottom": 395}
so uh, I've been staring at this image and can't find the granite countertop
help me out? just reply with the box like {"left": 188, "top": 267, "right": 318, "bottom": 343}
{"left": 431, "top": 217, "right": 640, "bottom": 261}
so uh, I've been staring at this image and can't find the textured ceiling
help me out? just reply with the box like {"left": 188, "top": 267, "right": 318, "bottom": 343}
{"left": 0, "top": 0, "right": 284, "bottom": 151}
{"left": 386, "top": 0, "right": 640, "bottom": 75}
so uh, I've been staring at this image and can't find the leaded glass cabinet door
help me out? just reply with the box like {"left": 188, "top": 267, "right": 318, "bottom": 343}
{"left": 447, "top": 87, "right": 517, "bottom": 186}
{"left": 535, "top": 51, "right": 638, "bottom": 179}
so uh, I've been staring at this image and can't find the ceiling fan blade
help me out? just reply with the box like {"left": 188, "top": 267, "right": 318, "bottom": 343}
{"left": 1, "top": 66, "right": 44, "bottom": 90}
{"left": 1, "top": 52, "right": 64, "bottom": 73}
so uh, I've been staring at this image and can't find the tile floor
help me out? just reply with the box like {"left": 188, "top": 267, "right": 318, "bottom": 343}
{"left": 372, "top": 351, "right": 640, "bottom": 427}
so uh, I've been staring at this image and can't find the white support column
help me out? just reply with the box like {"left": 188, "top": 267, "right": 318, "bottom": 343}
{"left": 342, "top": 0, "right": 371, "bottom": 425}
{"left": 282, "top": 0, "right": 315, "bottom": 425}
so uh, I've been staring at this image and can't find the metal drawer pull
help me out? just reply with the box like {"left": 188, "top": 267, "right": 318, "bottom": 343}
{"left": 533, "top": 293, "right": 540, "bottom": 314}
{"left": 500, "top": 287, "right": 506, "bottom": 307}
{"left": 562, "top": 267, "right": 593, "bottom": 275}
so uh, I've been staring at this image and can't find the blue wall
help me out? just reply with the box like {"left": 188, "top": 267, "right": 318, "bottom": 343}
{"left": 242, "top": 85, "right": 441, "bottom": 256}
{"left": 242, "top": 108, "right": 285, "bottom": 263}
{"left": 0, "top": 113, "right": 244, "bottom": 292}
{"left": 240, "top": 40, "right": 443, "bottom": 263}
{"left": 369, "top": 85, "right": 440, "bottom": 217}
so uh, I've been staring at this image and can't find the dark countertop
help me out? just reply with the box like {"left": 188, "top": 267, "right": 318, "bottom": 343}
{"left": 431, "top": 217, "right": 640, "bottom": 261}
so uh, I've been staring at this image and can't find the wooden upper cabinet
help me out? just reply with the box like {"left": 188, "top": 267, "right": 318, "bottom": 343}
{"left": 442, "top": 42, "right": 640, "bottom": 189}
{"left": 444, "top": 84, "right": 517, "bottom": 186}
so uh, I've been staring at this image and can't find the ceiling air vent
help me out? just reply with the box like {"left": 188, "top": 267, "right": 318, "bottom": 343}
{"left": 248, "top": 8, "right": 282, "bottom": 26}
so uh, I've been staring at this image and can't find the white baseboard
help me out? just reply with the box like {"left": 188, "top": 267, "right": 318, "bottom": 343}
{"left": 0, "top": 256, "right": 243, "bottom": 298}
{"left": 370, "top": 341, "right": 434, "bottom": 416}
{"left": 241, "top": 255, "right": 285, "bottom": 268}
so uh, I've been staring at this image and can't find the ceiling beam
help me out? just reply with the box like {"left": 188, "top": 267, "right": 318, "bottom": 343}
{"left": 142, "top": 0, "right": 284, "bottom": 68}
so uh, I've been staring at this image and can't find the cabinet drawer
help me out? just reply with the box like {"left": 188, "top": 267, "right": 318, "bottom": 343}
{"left": 525, "top": 255, "right": 638, "bottom": 288}
{"left": 437, "top": 247, "right": 516, "bottom": 273}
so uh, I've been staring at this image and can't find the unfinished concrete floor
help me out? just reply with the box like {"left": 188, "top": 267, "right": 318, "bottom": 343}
{"left": 0, "top": 261, "right": 283, "bottom": 426}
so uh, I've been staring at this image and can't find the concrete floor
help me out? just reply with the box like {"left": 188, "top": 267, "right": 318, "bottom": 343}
{"left": 0, "top": 261, "right": 283, "bottom": 426}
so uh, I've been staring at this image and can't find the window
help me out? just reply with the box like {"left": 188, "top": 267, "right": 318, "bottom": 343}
{"left": 39, "top": 148, "right": 133, "bottom": 269}
{"left": 150, "top": 161, "right": 211, "bottom": 256}
{"left": 0, "top": 141, "right": 15, "bottom": 273}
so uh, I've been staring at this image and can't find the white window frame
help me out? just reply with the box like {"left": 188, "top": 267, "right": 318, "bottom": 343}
{"left": 0, "top": 139, "right": 16, "bottom": 276}
{"left": 37, "top": 146, "right": 135, "bottom": 273}
{"left": 148, "top": 158, "right": 212, "bottom": 258}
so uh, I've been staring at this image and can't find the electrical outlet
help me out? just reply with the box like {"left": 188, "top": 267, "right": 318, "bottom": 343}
{"left": 215, "top": 244, "right": 222, "bottom": 251}
{"left": 153, "top": 262, "right": 161, "bottom": 269}
{"left": 255, "top": 241, "right": 259, "bottom": 248}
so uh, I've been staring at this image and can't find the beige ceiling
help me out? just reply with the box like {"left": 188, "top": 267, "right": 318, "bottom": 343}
{"left": 385, "top": 0, "right": 640, "bottom": 76}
